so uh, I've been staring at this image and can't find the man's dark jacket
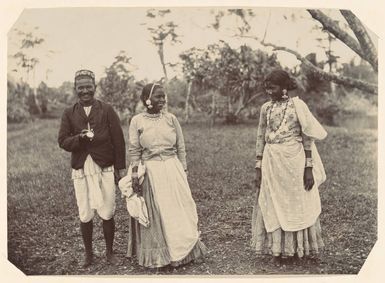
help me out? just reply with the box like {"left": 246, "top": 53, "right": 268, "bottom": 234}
{"left": 58, "top": 99, "right": 126, "bottom": 170}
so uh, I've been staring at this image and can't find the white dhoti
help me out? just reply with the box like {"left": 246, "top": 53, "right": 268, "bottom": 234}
{"left": 72, "top": 155, "right": 116, "bottom": 222}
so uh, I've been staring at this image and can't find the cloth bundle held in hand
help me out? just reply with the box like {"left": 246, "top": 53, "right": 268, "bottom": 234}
{"left": 118, "top": 164, "right": 150, "bottom": 227}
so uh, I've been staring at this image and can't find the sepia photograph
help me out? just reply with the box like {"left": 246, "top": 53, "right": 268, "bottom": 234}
{"left": 2, "top": 0, "right": 382, "bottom": 279}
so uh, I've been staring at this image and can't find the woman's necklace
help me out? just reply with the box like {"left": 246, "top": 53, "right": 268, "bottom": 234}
{"left": 267, "top": 98, "right": 289, "bottom": 134}
{"left": 143, "top": 111, "right": 163, "bottom": 121}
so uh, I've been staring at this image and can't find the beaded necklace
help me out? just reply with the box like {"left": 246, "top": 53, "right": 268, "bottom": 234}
{"left": 267, "top": 98, "right": 290, "bottom": 134}
{"left": 143, "top": 111, "right": 163, "bottom": 122}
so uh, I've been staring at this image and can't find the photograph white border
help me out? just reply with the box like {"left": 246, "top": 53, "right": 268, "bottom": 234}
{"left": 1, "top": 0, "right": 383, "bottom": 282}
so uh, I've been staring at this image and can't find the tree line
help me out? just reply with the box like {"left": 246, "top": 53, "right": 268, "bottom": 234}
{"left": 7, "top": 8, "right": 377, "bottom": 125}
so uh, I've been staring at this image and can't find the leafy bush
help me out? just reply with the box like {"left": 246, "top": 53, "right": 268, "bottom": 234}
{"left": 7, "top": 80, "right": 31, "bottom": 123}
{"left": 164, "top": 77, "right": 187, "bottom": 109}
{"left": 98, "top": 52, "right": 142, "bottom": 123}
{"left": 180, "top": 42, "right": 281, "bottom": 122}
{"left": 295, "top": 56, "right": 377, "bottom": 126}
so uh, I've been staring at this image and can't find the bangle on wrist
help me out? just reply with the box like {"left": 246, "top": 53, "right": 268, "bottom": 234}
{"left": 255, "top": 159, "right": 262, "bottom": 169}
{"left": 305, "top": 158, "right": 313, "bottom": 168}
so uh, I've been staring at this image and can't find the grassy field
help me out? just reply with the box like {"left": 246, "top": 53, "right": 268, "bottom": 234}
{"left": 7, "top": 118, "right": 377, "bottom": 275}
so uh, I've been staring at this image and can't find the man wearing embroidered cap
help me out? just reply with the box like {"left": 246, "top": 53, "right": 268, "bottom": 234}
{"left": 58, "top": 69, "right": 126, "bottom": 267}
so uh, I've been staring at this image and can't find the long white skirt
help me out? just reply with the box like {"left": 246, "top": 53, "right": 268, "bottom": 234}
{"left": 143, "top": 156, "right": 200, "bottom": 262}
{"left": 252, "top": 140, "right": 326, "bottom": 257}
{"left": 258, "top": 140, "right": 325, "bottom": 232}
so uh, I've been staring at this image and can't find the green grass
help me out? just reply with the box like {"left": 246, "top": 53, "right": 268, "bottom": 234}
{"left": 7, "top": 118, "right": 377, "bottom": 275}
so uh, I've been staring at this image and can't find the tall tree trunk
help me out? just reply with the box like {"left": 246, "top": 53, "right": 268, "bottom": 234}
{"left": 307, "top": 9, "right": 377, "bottom": 73}
{"left": 185, "top": 81, "right": 192, "bottom": 123}
{"left": 25, "top": 69, "right": 30, "bottom": 88}
{"left": 327, "top": 34, "right": 336, "bottom": 98}
{"left": 32, "top": 67, "right": 39, "bottom": 111}
{"left": 307, "top": 9, "right": 366, "bottom": 61}
{"left": 330, "top": 82, "right": 336, "bottom": 98}
{"left": 191, "top": 93, "right": 201, "bottom": 112}
{"left": 25, "top": 69, "right": 40, "bottom": 115}
{"left": 210, "top": 91, "right": 217, "bottom": 127}
{"left": 227, "top": 96, "right": 233, "bottom": 114}
{"left": 234, "top": 87, "right": 246, "bottom": 116}
{"left": 340, "top": 9, "right": 378, "bottom": 72}
{"left": 157, "top": 42, "right": 169, "bottom": 111}
{"left": 157, "top": 42, "right": 168, "bottom": 81}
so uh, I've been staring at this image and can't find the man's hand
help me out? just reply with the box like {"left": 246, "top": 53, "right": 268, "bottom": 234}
{"left": 80, "top": 129, "right": 89, "bottom": 139}
{"left": 114, "top": 169, "right": 123, "bottom": 185}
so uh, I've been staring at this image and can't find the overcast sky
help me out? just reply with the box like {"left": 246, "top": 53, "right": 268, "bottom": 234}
{"left": 7, "top": 7, "right": 378, "bottom": 87}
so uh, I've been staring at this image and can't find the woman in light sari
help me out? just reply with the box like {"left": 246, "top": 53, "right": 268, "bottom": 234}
{"left": 125, "top": 83, "right": 206, "bottom": 269}
{"left": 251, "top": 70, "right": 327, "bottom": 263}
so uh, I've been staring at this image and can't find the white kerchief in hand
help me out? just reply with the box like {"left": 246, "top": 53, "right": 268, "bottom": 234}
{"left": 118, "top": 163, "right": 149, "bottom": 227}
